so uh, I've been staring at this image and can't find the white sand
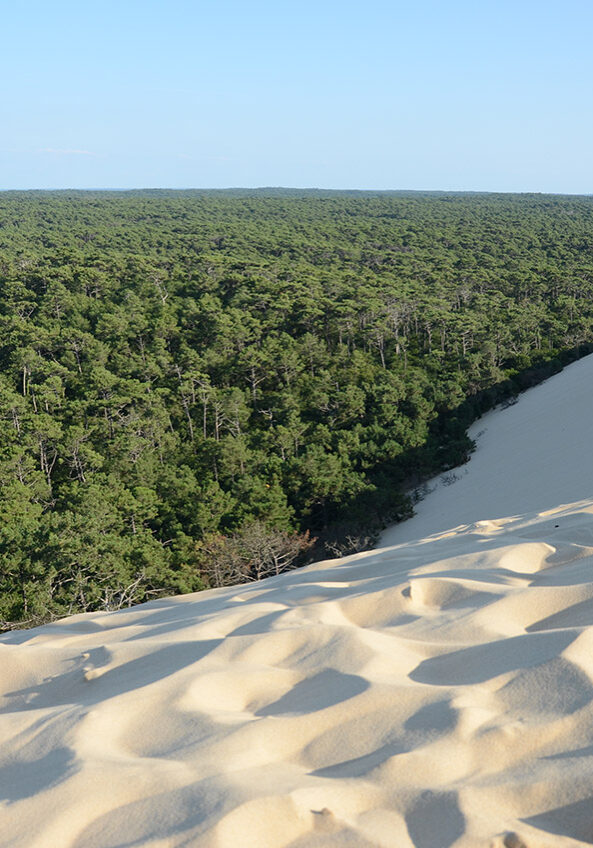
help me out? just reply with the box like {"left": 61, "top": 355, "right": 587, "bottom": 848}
{"left": 381, "top": 353, "right": 593, "bottom": 547}
{"left": 3, "top": 358, "right": 593, "bottom": 847}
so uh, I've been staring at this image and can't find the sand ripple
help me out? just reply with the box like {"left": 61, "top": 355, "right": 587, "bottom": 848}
{"left": 4, "top": 503, "right": 593, "bottom": 846}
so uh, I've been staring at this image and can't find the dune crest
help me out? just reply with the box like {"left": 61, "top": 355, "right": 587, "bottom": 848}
{"left": 381, "top": 353, "right": 593, "bottom": 549}
{"left": 3, "top": 502, "right": 593, "bottom": 846}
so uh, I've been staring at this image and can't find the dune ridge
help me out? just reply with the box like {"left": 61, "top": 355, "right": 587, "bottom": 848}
{"left": 3, "top": 500, "right": 593, "bottom": 846}
{"left": 381, "top": 353, "right": 593, "bottom": 548}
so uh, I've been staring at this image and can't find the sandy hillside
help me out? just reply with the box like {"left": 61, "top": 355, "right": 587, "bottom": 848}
{"left": 381, "top": 353, "right": 593, "bottom": 547}
{"left": 3, "top": 359, "right": 593, "bottom": 847}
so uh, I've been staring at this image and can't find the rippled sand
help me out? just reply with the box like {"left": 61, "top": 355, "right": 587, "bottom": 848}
{"left": 5, "top": 356, "right": 593, "bottom": 847}
{"left": 3, "top": 501, "right": 593, "bottom": 846}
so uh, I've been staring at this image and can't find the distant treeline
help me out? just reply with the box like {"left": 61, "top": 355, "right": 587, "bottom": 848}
{"left": 1, "top": 190, "right": 593, "bottom": 627}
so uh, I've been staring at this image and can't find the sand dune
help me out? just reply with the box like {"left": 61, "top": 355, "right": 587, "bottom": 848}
{"left": 3, "top": 503, "right": 593, "bottom": 846}
{"left": 381, "top": 353, "right": 593, "bottom": 547}
{"left": 4, "top": 358, "right": 593, "bottom": 846}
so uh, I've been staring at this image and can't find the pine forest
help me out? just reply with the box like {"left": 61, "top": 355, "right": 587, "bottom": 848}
{"left": 2, "top": 189, "right": 593, "bottom": 627}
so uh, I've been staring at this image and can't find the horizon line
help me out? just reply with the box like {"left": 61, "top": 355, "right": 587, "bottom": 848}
{"left": 1, "top": 186, "right": 592, "bottom": 198}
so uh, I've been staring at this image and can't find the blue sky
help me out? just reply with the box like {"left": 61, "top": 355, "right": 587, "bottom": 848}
{"left": 2, "top": 0, "right": 592, "bottom": 192}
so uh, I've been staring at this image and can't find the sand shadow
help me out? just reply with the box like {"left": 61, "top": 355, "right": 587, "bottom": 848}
{"left": 405, "top": 790, "right": 465, "bottom": 848}
{"left": 409, "top": 631, "right": 575, "bottom": 686}
{"left": 70, "top": 782, "right": 219, "bottom": 848}
{"left": 527, "top": 597, "right": 593, "bottom": 631}
{"left": 543, "top": 744, "right": 593, "bottom": 760}
{"left": 404, "top": 699, "right": 458, "bottom": 733}
{"left": 311, "top": 741, "right": 405, "bottom": 778}
{"left": 523, "top": 796, "right": 593, "bottom": 844}
{"left": 256, "top": 669, "right": 368, "bottom": 716}
{"left": 227, "top": 610, "right": 287, "bottom": 637}
{"left": 2, "top": 640, "right": 220, "bottom": 712}
{"left": 0, "top": 746, "right": 76, "bottom": 803}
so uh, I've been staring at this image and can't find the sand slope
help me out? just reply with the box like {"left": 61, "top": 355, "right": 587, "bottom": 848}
{"left": 3, "top": 502, "right": 593, "bottom": 847}
{"left": 381, "top": 353, "right": 593, "bottom": 547}
{"left": 4, "top": 357, "right": 593, "bottom": 847}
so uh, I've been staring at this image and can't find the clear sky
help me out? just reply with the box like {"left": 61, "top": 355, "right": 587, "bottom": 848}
{"left": 2, "top": 0, "right": 592, "bottom": 193}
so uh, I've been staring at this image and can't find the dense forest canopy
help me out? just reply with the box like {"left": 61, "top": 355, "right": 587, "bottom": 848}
{"left": 2, "top": 189, "right": 593, "bottom": 628}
